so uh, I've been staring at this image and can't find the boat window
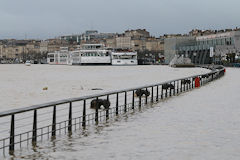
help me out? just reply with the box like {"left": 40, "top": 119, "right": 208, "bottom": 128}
{"left": 48, "top": 54, "right": 54, "bottom": 58}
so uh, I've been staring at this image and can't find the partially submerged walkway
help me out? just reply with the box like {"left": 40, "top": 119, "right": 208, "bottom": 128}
{"left": 42, "top": 68, "right": 238, "bottom": 160}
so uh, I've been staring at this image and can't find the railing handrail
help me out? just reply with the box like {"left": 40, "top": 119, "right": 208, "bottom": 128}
{"left": 0, "top": 66, "right": 224, "bottom": 118}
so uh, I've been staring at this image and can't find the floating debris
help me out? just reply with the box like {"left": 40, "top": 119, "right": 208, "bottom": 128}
{"left": 91, "top": 88, "right": 103, "bottom": 90}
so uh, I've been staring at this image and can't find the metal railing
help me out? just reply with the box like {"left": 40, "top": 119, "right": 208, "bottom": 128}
{"left": 0, "top": 65, "right": 225, "bottom": 156}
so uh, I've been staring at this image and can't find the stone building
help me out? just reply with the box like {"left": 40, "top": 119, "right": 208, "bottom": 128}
{"left": 146, "top": 38, "right": 164, "bottom": 52}
{"left": 105, "top": 38, "right": 116, "bottom": 49}
{"left": 116, "top": 36, "right": 131, "bottom": 49}
{"left": 60, "top": 30, "right": 116, "bottom": 44}
{"left": 125, "top": 29, "right": 150, "bottom": 38}
{"left": 0, "top": 40, "right": 42, "bottom": 61}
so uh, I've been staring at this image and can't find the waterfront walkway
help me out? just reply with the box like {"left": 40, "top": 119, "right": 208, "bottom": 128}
{"left": 29, "top": 68, "right": 239, "bottom": 160}
{"left": 5, "top": 68, "right": 238, "bottom": 160}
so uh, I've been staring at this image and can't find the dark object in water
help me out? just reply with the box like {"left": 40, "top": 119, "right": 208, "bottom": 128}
{"left": 135, "top": 89, "right": 150, "bottom": 97}
{"left": 91, "top": 88, "right": 103, "bottom": 90}
{"left": 90, "top": 99, "right": 110, "bottom": 109}
{"left": 162, "top": 83, "right": 175, "bottom": 90}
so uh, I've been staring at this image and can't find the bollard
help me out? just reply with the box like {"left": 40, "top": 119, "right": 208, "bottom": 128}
{"left": 195, "top": 77, "right": 200, "bottom": 88}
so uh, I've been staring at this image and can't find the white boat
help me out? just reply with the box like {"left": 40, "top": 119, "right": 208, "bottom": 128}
{"left": 47, "top": 47, "right": 70, "bottom": 65}
{"left": 68, "top": 45, "right": 81, "bottom": 65}
{"left": 25, "top": 60, "right": 31, "bottom": 66}
{"left": 69, "top": 50, "right": 81, "bottom": 65}
{"left": 79, "top": 44, "right": 111, "bottom": 65}
{"left": 47, "top": 52, "right": 57, "bottom": 64}
{"left": 111, "top": 49, "right": 138, "bottom": 65}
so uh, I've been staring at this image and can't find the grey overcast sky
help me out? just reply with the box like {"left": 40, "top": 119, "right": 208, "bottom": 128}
{"left": 0, "top": 0, "right": 239, "bottom": 39}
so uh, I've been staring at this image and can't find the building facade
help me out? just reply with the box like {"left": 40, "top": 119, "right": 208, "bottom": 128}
{"left": 164, "top": 30, "right": 240, "bottom": 64}
{"left": 178, "top": 31, "right": 240, "bottom": 64}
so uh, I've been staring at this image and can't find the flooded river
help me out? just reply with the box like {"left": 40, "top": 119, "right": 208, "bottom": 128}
{"left": 1, "top": 66, "right": 240, "bottom": 159}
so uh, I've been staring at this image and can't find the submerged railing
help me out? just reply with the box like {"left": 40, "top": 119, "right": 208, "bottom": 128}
{"left": 0, "top": 65, "right": 225, "bottom": 156}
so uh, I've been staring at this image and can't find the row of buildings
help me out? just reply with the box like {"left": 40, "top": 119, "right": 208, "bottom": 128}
{"left": 1, "top": 28, "right": 240, "bottom": 64}
{"left": 0, "top": 29, "right": 164, "bottom": 63}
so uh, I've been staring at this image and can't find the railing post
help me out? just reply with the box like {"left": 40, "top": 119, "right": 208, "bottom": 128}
{"left": 173, "top": 81, "right": 176, "bottom": 96}
{"left": 116, "top": 93, "right": 119, "bottom": 115}
{"left": 32, "top": 110, "right": 37, "bottom": 144}
{"left": 145, "top": 88, "right": 148, "bottom": 104}
{"left": 68, "top": 102, "right": 72, "bottom": 132}
{"left": 9, "top": 114, "right": 15, "bottom": 153}
{"left": 192, "top": 78, "right": 194, "bottom": 89}
{"left": 156, "top": 85, "right": 159, "bottom": 102}
{"left": 132, "top": 90, "right": 135, "bottom": 109}
{"left": 151, "top": 86, "right": 154, "bottom": 103}
{"left": 139, "top": 93, "right": 141, "bottom": 108}
{"left": 82, "top": 100, "right": 86, "bottom": 127}
{"left": 180, "top": 81, "right": 183, "bottom": 92}
{"left": 169, "top": 83, "right": 172, "bottom": 97}
{"left": 124, "top": 91, "right": 127, "bottom": 112}
{"left": 106, "top": 95, "right": 109, "bottom": 119}
{"left": 52, "top": 105, "right": 56, "bottom": 137}
{"left": 95, "top": 97, "right": 99, "bottom": 123}
{"left": 161, "top": 86, "right": 163, "bottom": 99}
{"left": 177, "top": 80, "right": 179, "bottom": 94}
{"left": 165, "top": 88, "right": 167, "bottom": 98}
